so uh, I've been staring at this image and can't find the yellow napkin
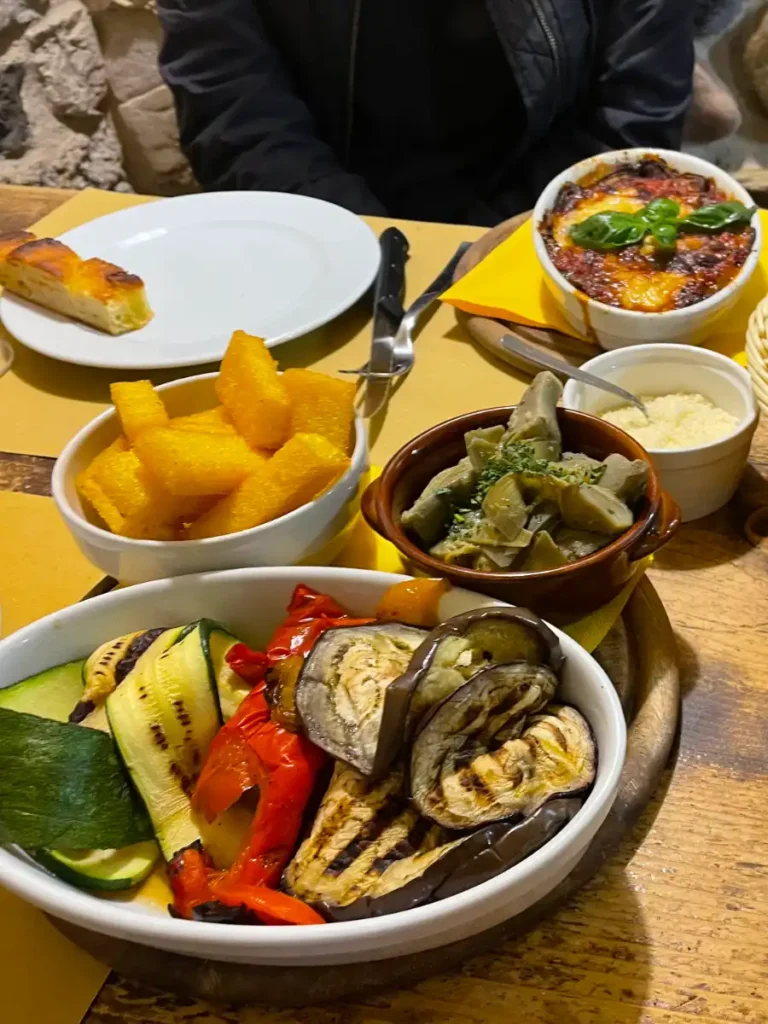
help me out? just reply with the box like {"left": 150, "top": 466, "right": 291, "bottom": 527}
{"left": 442, "top": 210, "right": 768, "bottom": 367}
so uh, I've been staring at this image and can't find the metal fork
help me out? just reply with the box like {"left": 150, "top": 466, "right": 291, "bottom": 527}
{"left": 340, "top": 241, "right": 471, "bottom": 380}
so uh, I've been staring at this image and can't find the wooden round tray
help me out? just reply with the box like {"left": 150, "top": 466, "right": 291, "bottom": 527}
{"left": 50, "top": 576, "right": 679, "bottom": 1007}
{"left": 452, "top": 212, "right": 597, "bottom": 373}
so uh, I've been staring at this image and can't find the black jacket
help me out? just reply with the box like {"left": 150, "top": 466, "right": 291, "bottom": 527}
{"left": 158, "top": 0, "right": 694, "bottom": 221}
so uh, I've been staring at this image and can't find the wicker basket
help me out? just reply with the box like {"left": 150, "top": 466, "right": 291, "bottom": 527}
{"left": 746, "top": 295, "right": 768, "bottom": 416}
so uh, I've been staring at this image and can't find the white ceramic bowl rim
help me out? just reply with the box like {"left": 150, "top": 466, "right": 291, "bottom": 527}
{"left": 563, "top": 343, "right": 759, "bottom": 455}
{"left": 52, "top": 373, "right": 367, "bottom": 549}
{"left": 532, "top": 147, "right": 762, "bottom": 320}
{"left": 0, "top": 566, "right": 626, "bottom": 957}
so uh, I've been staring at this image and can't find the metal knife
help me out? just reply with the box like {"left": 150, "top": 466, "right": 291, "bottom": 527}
{"left": 359, "top": 227, "right": 409, "bottom": 418}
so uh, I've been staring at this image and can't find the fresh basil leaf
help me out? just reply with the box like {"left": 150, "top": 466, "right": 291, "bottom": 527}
{"left": 678, "top": 201, "right": 756, "bottom": 232}
{"left": 639, "top": 198, "right": 680, "bottom": 225}
{"left": 650, "top": 221, "right": 678, "bottom": 250}
{"left": 569, "top": 212, "right": 646, "bottom": 251}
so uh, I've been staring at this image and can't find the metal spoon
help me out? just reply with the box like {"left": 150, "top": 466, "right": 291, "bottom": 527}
{"left": 500, "top": 333, "right": 648, "bottom": 416}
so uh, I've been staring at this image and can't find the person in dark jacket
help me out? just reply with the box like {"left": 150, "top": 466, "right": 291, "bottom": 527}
{"left": 157, "top": 1, "right": 695, "bottom": 226}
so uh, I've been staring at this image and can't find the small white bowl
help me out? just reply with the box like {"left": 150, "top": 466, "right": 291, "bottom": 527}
{"left": 0, "top": 566, "right": 626, "bottom": 966}
{"left": 533, "top": 148, "right": 762, "bottom": 350}
{"left": 563, "top": 345, "right": 758, "bottom": 521}
{"left": 52, "top": 374, "right": 368, "bottom": 583}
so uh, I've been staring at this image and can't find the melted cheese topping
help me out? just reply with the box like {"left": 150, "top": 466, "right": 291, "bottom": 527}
{"left": 608, "top": 267, "right": 689, "bottom": 312}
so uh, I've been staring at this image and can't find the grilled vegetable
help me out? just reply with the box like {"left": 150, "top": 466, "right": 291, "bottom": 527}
{"left": 34, "top": 842, "right": 158, "bottom": 892}
{"left": 411, "top": 671, "right": 595, "bottom": 828}
{"left": 375, "top": 578, "right": 449, "bottom": 629}
{"left": 283, "top": 763, "right": 443, "bottom": 909}
{"left": 71, "top": 627, "right": 171, "bottom": 723}
{"left": 321, "top": 798, "right": 582, "bottom": 920}
{"left": 191, "top": 678, "right": 324, "bottom": 890}
{"left": 0, "top": 660, "right": 85, "bottom": 722}
{"left": 107, "top": 624, "right": 219, "bottom": 861}
{"left": 295, "top": 622, "right": 427, "bottom": 777}
{"left": 399, "top": 607, "right": 563, "bottom": 741}
{"left": 0, "top": 658, "right": 159, "bottom": 890}
{"left": 0, "top": 707, "right": 153, "bottom": 849}
{"left": 177, "top": 619, "right": 248, "bottom": 720}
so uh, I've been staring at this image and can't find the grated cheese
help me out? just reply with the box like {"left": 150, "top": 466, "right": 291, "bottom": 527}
{"left": 600, "top": 392, "right": 738, "bottom": 449}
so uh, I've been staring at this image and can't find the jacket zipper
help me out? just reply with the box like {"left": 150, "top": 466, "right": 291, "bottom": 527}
{"left": 343, "top": 0, "right": 362, "bottom": 167}
{"left": 529, "top": 0, "right": 560, "bottom": 88}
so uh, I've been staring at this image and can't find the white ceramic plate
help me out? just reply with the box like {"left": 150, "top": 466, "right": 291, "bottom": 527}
{"left": 0, "top": 192, "right": 380, "bottom": 370}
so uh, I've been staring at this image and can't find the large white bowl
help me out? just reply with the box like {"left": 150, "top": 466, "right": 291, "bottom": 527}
{"left": 563, "top": 345, "right": 758, "bottom": 521}
{"left": 52, "top": 374, "right": 368, "bottom": 583}
{"left": 0, "top": 566, "right": 626, "bottom": 967}
{"left": 533, "top": 148, "right": 762, "bottom": 350}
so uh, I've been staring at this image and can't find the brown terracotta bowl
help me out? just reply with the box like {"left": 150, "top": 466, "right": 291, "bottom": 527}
{"left": 362, "top": 407, "right": 680, "bottom": 618}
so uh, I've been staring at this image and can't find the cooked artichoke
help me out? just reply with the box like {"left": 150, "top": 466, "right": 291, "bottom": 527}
{"left": 504, "top": 371, "right": 563, "bottom": 452}
{"left": 410, "top": 665, "right": 595, "bottom": 828}
{"left": 560, "top": 483, "right": 634, "bottom": 536}
{"left": 482, "top": 473, "right": 529, "bottom": 541}
{"left": 553, "top": 527, "right": 608, "bottom": 561}
{"left": 599, "top": 453, "right": 649, "bottom": 504}
{"left": 400, "top": 458, "right": 477, "bottom": 546}
{"left": 518, "top": 530, "right": 568, "bottom": 571}
{"left": 295, "top": 623, "right": 427, "bottom": 777}
{"left": 465, "top": 425, "right": 505, "bottom": 471}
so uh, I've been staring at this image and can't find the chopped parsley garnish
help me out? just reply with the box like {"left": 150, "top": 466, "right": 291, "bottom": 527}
{"left": 448, "top": 440, "right": 602, "bottom": 537}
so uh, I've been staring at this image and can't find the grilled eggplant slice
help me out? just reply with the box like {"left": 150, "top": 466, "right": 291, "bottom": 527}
{"left": 295, "top": 623, "right": 428, "bottom": 777}
{"left": 411, "top": 666, "right": 596, "bottom": 828}
{"left": 322, "top": 797, "right": 582, "bottom": 920}
{"left": 283, "top": 763, "right": 444, "bottom": 908}
{"left": 398, "top": 607, "right": 563, "bottom": 742}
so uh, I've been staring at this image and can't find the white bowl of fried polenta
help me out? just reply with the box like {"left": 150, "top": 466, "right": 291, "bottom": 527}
{"left": 52, "top": 332, "right": 367, "bottom": 583}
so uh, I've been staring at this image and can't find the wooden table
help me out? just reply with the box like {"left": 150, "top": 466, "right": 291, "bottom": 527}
{"left": 2, "top": 184, "right": 768, "bottom": 1024}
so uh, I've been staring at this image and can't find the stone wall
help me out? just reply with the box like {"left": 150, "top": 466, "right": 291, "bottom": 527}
{"left": 0, "top": 0, "right": 195, "bottom": 194}
{"left": 3, "top": 0, "right": 768, "bottom": 198}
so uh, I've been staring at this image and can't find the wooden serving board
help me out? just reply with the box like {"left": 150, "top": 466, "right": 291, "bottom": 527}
{"left": 452, "top": 212, "right": 598, "bottom": 373}
{"left": 50, "top": 576, "right": 679, "bottom": 1008}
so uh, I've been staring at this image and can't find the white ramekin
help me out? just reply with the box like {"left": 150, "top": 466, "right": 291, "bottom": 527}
{"left": 562, "top": 345, "right": 758, "bottom": 521}
{"left": 52, "top": 374, "right": 368, "bottom": 583}
{"left": 533, "top": 148, "right": 762, "bottom": 350}
{"left": 0, "top": 566, "right": 626, "bottom": 966}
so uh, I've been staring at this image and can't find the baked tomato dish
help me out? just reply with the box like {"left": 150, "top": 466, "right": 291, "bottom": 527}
{"left": 539, "top": 157, "right": 756, "bottom": 313}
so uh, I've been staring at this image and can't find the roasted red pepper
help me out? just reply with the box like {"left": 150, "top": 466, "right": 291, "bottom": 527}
{"left": 168, "top": 843, "right": 214, "bottom": 919}
{"left": 225, "top": 643, "right": 270, "bottom": 684}
{"left": 171, "top": 586, "right": 368, "bottom": 925}
{"left": 266, "top": 584, "right": 374, "bottom": 662}
{"left": 211, "top": 883, "right": 324, "bottom": 925}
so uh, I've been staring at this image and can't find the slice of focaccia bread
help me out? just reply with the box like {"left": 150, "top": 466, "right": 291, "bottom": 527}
{"left": 0, "top": 232, "right": 153, "bottom": 335}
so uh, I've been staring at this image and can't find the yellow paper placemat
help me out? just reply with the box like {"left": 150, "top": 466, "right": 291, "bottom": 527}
{"left": 442, "top": 210, "right": 768, "bottom": 367}
{"left": 0, "top": 491, "right": 109, "bottom": 1024}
